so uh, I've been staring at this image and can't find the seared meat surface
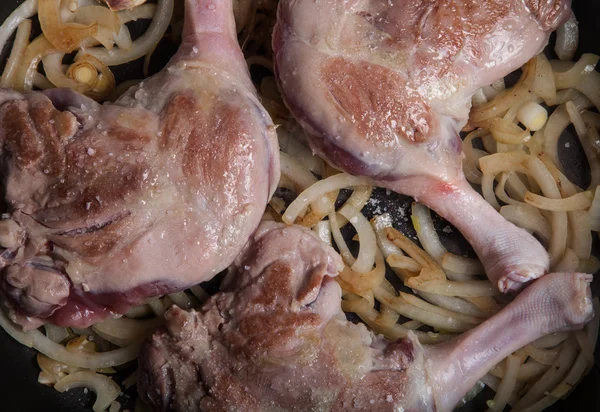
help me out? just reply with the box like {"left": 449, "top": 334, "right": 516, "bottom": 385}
{"left": 273, "top": 0, "right": 571, "bottom": 292}
{"left": 0, "top": 0, "right": 279, "bottom": 329}
{"left": 138, "top": 222, "right": 593, "bottom": 412}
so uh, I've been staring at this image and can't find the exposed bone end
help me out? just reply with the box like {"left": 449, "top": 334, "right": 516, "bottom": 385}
{"left": 498, "top": 262, "right": 548, "bottom": 293}
{"left": 0, "top": 219, "right": 23, "bottom": 250}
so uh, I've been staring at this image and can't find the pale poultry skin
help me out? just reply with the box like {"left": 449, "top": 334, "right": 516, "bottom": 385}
{"left": 0, "top": 0, "right": 279, "bottom": 329}
{"left": 138, "top": 222, "right": 593, "bottom": 412}
{"left": 273, "top": 0, "right": 572, "bottom": 292}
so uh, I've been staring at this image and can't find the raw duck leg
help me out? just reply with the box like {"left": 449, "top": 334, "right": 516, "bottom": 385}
{"left": 0, "top": 0, "right": 279, "bottom": 329}
{"left": 273, "top": 0, "right": 573, "bottom": 291}
{"left": 137, "top": 222, "right": 593, "bottom": 412}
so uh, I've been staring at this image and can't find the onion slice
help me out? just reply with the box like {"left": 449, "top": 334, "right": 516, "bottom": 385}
{"left": 282, "top": 173, "right": 372, "bottom": 224}
{"left": 15, "top": 35, "right": 58, "bottom": 90}
{"left": 39, "top": 0, "right": 98, "bottom": 52}
{"left": 524, "top": 191, "right": 593, "bottom": 212}
{"left": 54, "top": 371, "right": 120, "bottom": 412}
{"left": 84, "top": 0, "right": 174, "bottom": 66}
{"left": 0, "top": 0, "right": 38, "bottom": 55}
{"left": 0, "top": 19, "right": 32, "bottom": 88}
{"left": 411, "top": 202, "right": 446, "bottom": 263}
{"left": 0, "top": 309, "right": 139, "bottom": 369}
{"left": 555, "top": 12, "right": 579, "bottom": 61}
{"left": 74, "top": 5, "right": 121, "bottom": 50}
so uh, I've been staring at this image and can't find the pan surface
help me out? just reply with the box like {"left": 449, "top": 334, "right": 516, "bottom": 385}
{"left": 0, "top": 0, "right": 598, "bottom": 410}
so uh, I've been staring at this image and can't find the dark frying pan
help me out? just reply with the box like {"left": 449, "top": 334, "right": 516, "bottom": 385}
{"left": 0, "top": 0, "right": 598, "bottom": 411}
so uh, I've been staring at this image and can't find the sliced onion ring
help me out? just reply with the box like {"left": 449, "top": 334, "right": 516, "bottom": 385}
{"left": 0, "top": 309, "right": 139, "bottom": 369}
{"left": 83, "top": 0, "right": 174, "bottom": 66}
{"left": 39, "top": 0, "right": 99, "bottom": 53}
{"left": 54, "top": 371, "right": 120, "bottom": 412}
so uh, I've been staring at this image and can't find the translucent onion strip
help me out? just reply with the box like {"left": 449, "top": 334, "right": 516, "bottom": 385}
{"left": 488, "top": 355, "right": 522, "bottom": 412}
{"left": 283, "top": 173, "right": 372, "bottom": 224}
{"left": 44, "top": 324, "right": 70, "bottom": 343}
{"left": 54, "top": 372, "right": 120, "bottom": 412}
{"left": 0, "top": 309, "right": 139, "bottom": 369}
{"left": 0, "top": 0, "right": 38, "bottom": 55}
{"left": 113, "top": 24, "right": 133, "bottom": 51}
{"left": 84, "top": 0, "right": 174, "bottom": 66}
{"left": 374, "top": 287, "right": 477, "bottom": 333}
{"left": 15, "top": 35, "right": 58, "bottom": 90}
{"left": 589, "top": 186, "right": 600, "bottom": 231}
{"left": 524, "top": 157, "right": 568, "bottom": 266}
{"left": 312, "top": 220, "right": 332, "bottom": 246}
{"left": 43, "top": 52, "right": 84, "bottom": 91}
{"left": 533, "top": 332, "right": 570, "bottom": 349}
{"left": 0, "top": 19, "right": 32, "bottom": 87}
{"left": 329, "top": 213, "right": 355, "bottom": 267}
{"left": 92, "top": 317, "right": 162, "bottom": 347}
{"left": 416, "top": 291, "right": 487, "bottom": 318}
{"left": 73, "top": 5, "right": 121, "bottom": 50}
{"left": 514, "top": 338, "right": 578, "bottom": 410}
{"left": 541, "top": 104, "right": 572, "bottom": 172}
{"left": 407, "top": 278, "right": 499, "bottom": 297}
{"left": 495, "top": 173, "right": 527, "bottom": 206}
{"left": 524, "top": 344, "right": 560, "bottom": 365}
{"left": 441, "top": 253, "right": 484, "bottom": 276}
{"left": 555, "top": 12, "right": 579, "bottom": 61}
{"left": 338, "top": 205, "right": 377, "bottom": 274}
{"left": 553, "top": 54, "right": 599, "bottom": 90}
{"left": 279, "top": 152, "right": 332, "bottom": 218}
{"left": 523, "top": 190, "right": 593, "bottom": 212}
{"left": 355, "top": 306, "right": 445, "bottom": 344}
{"left": 469, "top": 58, "right": 536, "bottom": 127}
{"left": 189, "top": 285, "right": 209, "bottom": 303}
{"left": 575, "top": 70, "right": 600, "bottom": 111}
{"left": 167, "top": 292, "right": 196, "bottom": 309}
{"left": 566, "top": 101, "right": 600, "bottom": 188}
{"left": 371, "top": 214, "right": 404, "bottom": 259}
{"left": 411, "top": 202, "right": 446, "bottom": 263}
{"left": 490, "top": 360, "right": 549, "bottom": 382}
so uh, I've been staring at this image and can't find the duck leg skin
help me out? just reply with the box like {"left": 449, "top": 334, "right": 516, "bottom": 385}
{"left": 138, "top": 222, "right": 593, "bottom": 412}
{"left": 273, "top": 0, "right": 573, "bottom": 291}
{"left": 0, "top": 0, "right": 278, "bottom": 329}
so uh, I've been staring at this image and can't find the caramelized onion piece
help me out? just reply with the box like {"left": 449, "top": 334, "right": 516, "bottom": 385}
{"left": 39, "top": 0, "right": 98, "bottom": 52}
{"left": 15, "top": 35, "right": 58, "bottom": 90}
{"left": 74, "top": 5, "right": 120, "bottom": 50}
{"left": 68, "top": 54, "right": 116, "bottom": 100}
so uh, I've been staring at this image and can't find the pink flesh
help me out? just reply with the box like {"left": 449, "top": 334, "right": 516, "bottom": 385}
{"left": 138, "top": 223, "right": 594, "bottom": 412}
{"left": 273, "top": 0, "right": 572, "bottom": 291}
{"left": 0, "top": 0, "right": 279, "bottom": 329}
